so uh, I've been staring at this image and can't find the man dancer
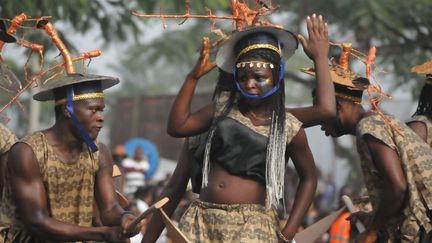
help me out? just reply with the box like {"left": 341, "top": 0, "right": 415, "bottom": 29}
{"left": 306, "top": 47, "right": 432, "bottom": 242}
{"left": 407, "top": 59, "right": 432, "bottom": 146}
{"left": 0, "top": 73, "right": 141, "bottom": 242}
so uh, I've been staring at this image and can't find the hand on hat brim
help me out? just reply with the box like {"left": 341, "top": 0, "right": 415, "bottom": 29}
{"left": 189, "top": 37, "right": 217, "bottom": 80}
{"left": 297, "top": 14, "right": 329, "bottom": 61}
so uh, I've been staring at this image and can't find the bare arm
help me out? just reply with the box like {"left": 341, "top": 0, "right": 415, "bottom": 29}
{"left": 363, "top": 135, "right": 407, "bottom": 233}
{"left": 407, "top": 121, "right": 428, "bottom": 143}
{"left": 141, "top": 141, "right": 191, "bottom": 243}
{"left": 94, "top": 143, "right": 133, "bottom": 227}
{"left": 282, "top": 128, "right": 317, "bottom": 240}
{"left": 8, "top": 143, "right": 125, "bottom": 242}
{"left": 167, "top": 37, "right": 217, "bottom": 137}
{"left": 287, "top": 14, "right": 336, "bottom": 127}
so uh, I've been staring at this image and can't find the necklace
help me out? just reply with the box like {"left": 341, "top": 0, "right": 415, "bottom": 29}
{"left": 249, "top": 110, "right": 271, "bottom": 121}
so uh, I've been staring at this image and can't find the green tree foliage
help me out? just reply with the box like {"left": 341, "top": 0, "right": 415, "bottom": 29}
{"left": 286, "top": 0, "right": 432, "bottom": 90}
{"left": 1, "top": 0, "right": 430, "bottom": 188}
{"left": 0, "top": 0, "right": 140, "bottom": 42}
{"left": 112, "top": 0, "right": 432, "bottom": 95}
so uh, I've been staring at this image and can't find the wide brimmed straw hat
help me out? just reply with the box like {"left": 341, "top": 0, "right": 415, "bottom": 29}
{"left": 216, "top": 26, "right": 298, "bottom": 73}
{"left": 33, "top": 73, "right": 119, "bottom": 101}
{"left": 301, "top": 59, "right": 363, "bottom": 90}
{"left": 411, "top": 59, "right": 432, "bottom": 75}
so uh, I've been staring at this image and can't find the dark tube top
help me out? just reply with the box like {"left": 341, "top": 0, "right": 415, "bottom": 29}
{"left": 190, "top": 116, "right": 268, "bottom": 193}
{"left": 189, "top": 92, "right": 302, "bottom": 193}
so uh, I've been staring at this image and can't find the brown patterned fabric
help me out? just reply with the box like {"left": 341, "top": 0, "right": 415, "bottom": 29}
{"left": 409, "top": 115, "right": 432, "bottom": 147}
{"left": 185, "top": 92, "right": 300, "bottom": 242}
{"left": 356, "top": 114, "right": 432, "bottom": 243}
{"left": 0, "top": 123, "right": 17, "bottom": 155}
{"left": 0, "top": 132, "right": 99, "bottom": 243}
{"left": 179, "top": 199, "right": 279, "bottom": 243}
{"left": 215, "top": 91, "right": 302, "bottom": 144}
{"left": 190, "top": 91, "right": 302, "bottom": 149}
{"left": 0, "top": 124, "right": 17, "bottom": 242}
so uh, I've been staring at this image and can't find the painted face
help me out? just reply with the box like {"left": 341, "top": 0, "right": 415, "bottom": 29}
{"left": 236, "top": 62, "right": 275, "bottom": 97}
{"left": 72, "top": 98, "right": 105, "bottom": 140}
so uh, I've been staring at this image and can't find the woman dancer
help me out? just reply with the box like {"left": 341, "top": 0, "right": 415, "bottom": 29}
{"left": 145, "top": 14, "right": 333, "bottom": 243}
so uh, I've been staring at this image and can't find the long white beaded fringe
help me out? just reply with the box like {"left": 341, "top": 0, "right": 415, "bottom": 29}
{"left": 201, "top": 111, "right": 288, "bottom": 210}
{"left": 265, "top": 111, "right": 287, "bottom": 209}
{"left": 201, "top": 129, "right": 215, "bottom": 188}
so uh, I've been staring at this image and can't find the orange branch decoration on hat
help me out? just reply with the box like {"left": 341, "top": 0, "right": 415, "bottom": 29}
{"left": 0, "top": 13, "right": 47, "bottom": 117}
{"left": 0, "top": 13, "right": 45, "bottom": 64}
{"left": 338, "top": 43, "right": 351, "bottom": 71}
{"left": 0, "top": 16, "right": 102, "bottom": 114}
{"left": 0, "top": 13, "right": 27, "bottom": 54}
{"left": 132, "top": 0, "right": 281, "bottom": 31}
{"left": 36, "top": 18, "right": 74, "bottom": 74}
{"left": 0, "top": 13, "right": 49, "bottom": 54}
{"left": 303, "top": 42, "right": 402, "bottom": 135}
{"left": 31, "top": 18, "right": 101, "bottom": 83}
{"left": 0, "top": 50, "right": 101, "bottom": 114}
{"left": 0, "top": 14, "right": 47, "bottom": 87}
{"left": 360, "top": 46, "right": 403, "bottom": 136}
{"left": 333, "top": 44, "right": 400, "bottom": 134}
{"left": 301, "top": 42, "right": 361, "bottom": 97}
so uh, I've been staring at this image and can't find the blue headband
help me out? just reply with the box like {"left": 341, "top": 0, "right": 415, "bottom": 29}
{"left": 66, "top": 87, "right": 98, "bottom": 153}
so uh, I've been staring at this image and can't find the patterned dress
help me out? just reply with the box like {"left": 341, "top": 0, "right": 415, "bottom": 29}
{"left": 0, "top": 132, "right": 99, "bottom": 243}
{"left": 181, "top": 92, "right": 302, "bottom": 243}
{"left": 0, "top": 124, "right": 17, "bottom": 242}
{"left": 356, "top": 114, "right": 432, "bottom": 243}
{"left": 0, "top": 123, "right": 17, "bottom": 155}
{"left": 409, "top": 115, "right": 432, "bottom": 147}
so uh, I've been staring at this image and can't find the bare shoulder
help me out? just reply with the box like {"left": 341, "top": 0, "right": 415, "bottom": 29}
{"left": 288, "top": 128, "right": 308, "bottom": 147}
{"left": 98, "top": 142, "right": 111, "bottom": 156}
{"left": 8, "top": 142, "right": 40, "bottom": 179}
{"left": 407, "top": 121, "right": 427, "bottom": 141}
{"left": 96, "top": 142, "right": 114, "bottom": 171}
{"left": 363, "top": 134, "right": 396, "bottom": 155}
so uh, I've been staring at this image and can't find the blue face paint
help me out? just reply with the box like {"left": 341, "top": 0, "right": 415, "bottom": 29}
{"left": 257, "top": 77, "right": 274, "bottom": 93}
{"left": 234, "top": 60, "right": 285, "bottom": 100}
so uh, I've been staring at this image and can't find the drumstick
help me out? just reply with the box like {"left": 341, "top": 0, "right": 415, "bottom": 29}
{"left": 126, "top": 197, "right": 169, "bottom": 231}
{"left": 342, "top": 195, "right": 366, "bottom": 233}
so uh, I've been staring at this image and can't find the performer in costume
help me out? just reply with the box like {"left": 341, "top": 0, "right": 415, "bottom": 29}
{"left": 0, "top": 73, "right": 144, "bottom": 242}
{"left": 407, "top": 59, "right": 432, "bottom": 147}
{"left": 0, "top": 123, "right": 17, "bottom": 180}
{"left": 305, "top": 47, "right": 432, "bottom": 243}
{"left": 0, "top": 123, "right": 18, "bottom": 242}
{"left": 143, "top": 14, "right": 334, "bottom": 243}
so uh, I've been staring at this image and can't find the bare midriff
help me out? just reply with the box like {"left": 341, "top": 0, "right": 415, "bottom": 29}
{"left": 199, "top": 163, "right": 266, "bottom": 205}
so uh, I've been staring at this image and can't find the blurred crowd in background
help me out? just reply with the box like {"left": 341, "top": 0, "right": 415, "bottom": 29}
{"left": 111, "top": 143, "right": 365, "bottom": 243}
